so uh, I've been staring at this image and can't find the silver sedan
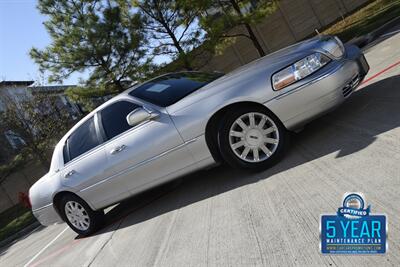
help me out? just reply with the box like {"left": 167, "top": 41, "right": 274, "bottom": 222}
{"left": 29, "top": 35, "right": 369, "bottom": 235}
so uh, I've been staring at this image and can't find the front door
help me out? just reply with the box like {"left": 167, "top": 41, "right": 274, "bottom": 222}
{"left": 97, "top": 99, "right": 194, "bottom": 204}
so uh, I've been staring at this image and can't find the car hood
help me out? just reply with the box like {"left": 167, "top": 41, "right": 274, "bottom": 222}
{"left": 168, "top": 36, "right": 325, "bottom": 114}
{"left": 221, "top": 36, "right": 324, "bottom": 80}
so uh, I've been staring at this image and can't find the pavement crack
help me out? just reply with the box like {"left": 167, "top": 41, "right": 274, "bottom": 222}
{"left": 245, "top": 187, "right": 266, "bottom": 266}
{"left": 152, "top": 209, "right": 179, "bottom": 267}
{"left": 86, "top": 218, "right": 124, "bottom": 267}
{"left": 205, "top": 196, "right": 214, "bottom": 267}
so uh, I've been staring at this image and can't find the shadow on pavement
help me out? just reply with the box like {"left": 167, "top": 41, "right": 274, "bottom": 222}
{"left": 82, "top": 75, "right": 400, "bottom": 239}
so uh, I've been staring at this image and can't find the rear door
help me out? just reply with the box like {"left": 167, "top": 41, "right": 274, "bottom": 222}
{"left": 98, "top": 99, "right": 194, "bottom": 197}
{"left": 61, "top": 116, "right": 129, "bottom": 208}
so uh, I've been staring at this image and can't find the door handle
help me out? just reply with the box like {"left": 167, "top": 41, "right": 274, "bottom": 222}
{"left": 64, "top": 170, "right": 75, "bottom": 178}
{"left": 110, "top": 145, "right": 126, "bottom": 155}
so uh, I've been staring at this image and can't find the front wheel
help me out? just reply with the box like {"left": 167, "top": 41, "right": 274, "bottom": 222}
{"left": 60, "top": 194, "right": 104, "bottom": 236}
{"left": 217, "top": 106, "right": 289, "bottom": 171}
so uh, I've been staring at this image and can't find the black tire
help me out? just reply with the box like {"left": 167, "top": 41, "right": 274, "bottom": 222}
{"left": 217, "top": 105, "right": 289, "bottom": 171}
{"left": 59, "top": 194, "right": 104, "bottom": 236}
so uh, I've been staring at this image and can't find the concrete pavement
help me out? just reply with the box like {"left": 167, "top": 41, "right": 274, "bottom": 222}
{"left": 1, "top": 29, "right": 400, "bottom": 267}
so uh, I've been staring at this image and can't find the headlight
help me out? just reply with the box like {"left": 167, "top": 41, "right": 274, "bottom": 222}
{"left": 272, "top": 53, "right": 330, "bottom": 90}
{"left": 320, "top": 36, "right": 345, "bottom": 59}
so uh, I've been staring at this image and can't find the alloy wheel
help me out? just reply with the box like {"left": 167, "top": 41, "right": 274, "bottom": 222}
{"left": 228, "top": 112, "right": 280, "bottom": 163}
{"left": 65, "top": 200, "right": 91, "bottom": 231}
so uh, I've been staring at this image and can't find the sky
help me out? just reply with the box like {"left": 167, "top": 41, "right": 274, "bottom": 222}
{"left": 0, "top": 0, "right": 181, "bottom": 86}
{"left": 0, "top": 0, "right": 87, "bottom": 85}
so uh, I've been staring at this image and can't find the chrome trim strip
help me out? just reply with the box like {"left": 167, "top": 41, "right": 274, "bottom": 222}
{"left": 33, "top": 203, "right": 53, "bottom": 212}
{"left": 80, "top": 138, "right": 197, "bottom": 192}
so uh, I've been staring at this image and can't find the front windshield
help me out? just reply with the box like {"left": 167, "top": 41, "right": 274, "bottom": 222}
{"left": 128, "top": 72, "right": 223, "bottom": 107}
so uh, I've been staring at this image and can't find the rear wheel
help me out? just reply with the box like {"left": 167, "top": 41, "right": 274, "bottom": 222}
{"left": 60, "top": 194, "right": 103, "bottom": 236}
{"left": 217, "top": 106, "right": 289, "bottom": 170}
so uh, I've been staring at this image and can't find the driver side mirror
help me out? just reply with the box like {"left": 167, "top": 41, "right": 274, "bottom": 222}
{"left": 126, "top": 107, "right": 159, "bottom": 127}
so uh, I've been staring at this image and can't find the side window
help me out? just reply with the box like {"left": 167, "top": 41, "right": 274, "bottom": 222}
{"left": 100, "top": 101, "right": 139, "bottom": 140}
{"left": 65, "top": 117, "right": 100, "bottom": 163}
{"left": 63, "top": 141, "right": 70, "bottom": 164}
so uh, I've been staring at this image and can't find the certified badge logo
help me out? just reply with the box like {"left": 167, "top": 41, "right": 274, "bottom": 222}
{"left": 320, "top": 192, "right": 387, "bottom": 254}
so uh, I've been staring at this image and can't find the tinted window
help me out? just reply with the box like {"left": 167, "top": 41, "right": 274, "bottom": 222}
{"left": 63, "top": 143, "right": 70, "bottom": 164}
{"left": 67, "top": 117, "right": 100, "bottom": 162}
{"left": 100, "top": 101, "right": 139, "bottom": 140}
{"left": 129, "top": 72, "right": 223, "bottom": 107}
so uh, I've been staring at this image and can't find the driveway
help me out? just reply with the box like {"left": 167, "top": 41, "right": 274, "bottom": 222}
{"left": 1, "top": 29, "right": 400, "bottom": 267}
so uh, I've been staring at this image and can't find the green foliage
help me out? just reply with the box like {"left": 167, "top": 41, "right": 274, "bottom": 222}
{"left": 214, "top": 37, "right": 238, "bottom": 56}
{"left": 132, "top": 0, "right": 205, "bottom": 70}
{"left": 30, "top": 0, "right": 278, "bottom": 102}
{"left": 322, "top": 0, "right": 400, "bottom": 42}
{"left": 0, "top": 208, "right": 36, "bottom": 242}
{"left": 0, "top": 204, "right": 31, "bottom": 229}
{"left": 199, "top": 0, "right": 278, "bottom": 57}
{"left": 0, "top": 92, "right": 73, "bottom": 168}
{"left": 30, "top": 0, "right": 152, "bottom": 89}
{"left": 65, "top": 84, "right": 119, "bottom": 111}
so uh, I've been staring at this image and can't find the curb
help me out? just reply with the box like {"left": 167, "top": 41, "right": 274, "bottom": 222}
{"left": 348, "top": 16, "right": 400, "bottom": 47}
{"left": 0, "top": 221, "right": 42, "bottom": 249}
{"left": 367, "top": 16, "right": 400, "bottom": 41}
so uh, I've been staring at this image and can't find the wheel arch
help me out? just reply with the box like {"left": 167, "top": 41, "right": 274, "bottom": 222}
{"left": 204, "top": 101, "right": 282, "bottom": 163}
{"left": 53, "top": 191, "right": 92, "bottom": 220}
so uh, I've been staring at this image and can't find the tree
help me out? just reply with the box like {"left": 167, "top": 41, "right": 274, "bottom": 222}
{"left": 65, "top": 83, "right": 120, "bottom": 112}
{"left": 200, "top": 0, "right": 278, "bottom": 57}
{"left": 30, "top": 0, "right": 152, "bottom": 93}
{"left": 132, "top": 0, "right": 204, "bottom": 70}
{"left": 0, "top": 92, "right": 73, "bottom": 168}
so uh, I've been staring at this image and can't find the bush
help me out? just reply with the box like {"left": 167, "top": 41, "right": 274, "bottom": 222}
{"left": 0, "top": 205, "right": 36, "bottom": 242}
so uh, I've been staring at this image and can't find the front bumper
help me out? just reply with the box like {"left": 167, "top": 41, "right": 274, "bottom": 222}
{"left": 355, "top": 53, "right": 370, "bottom": 78}
{"left": 268, "top": 45, "right": 369, "bottom": 130}
{"left": 32, "top": 203, "right": 63, "bottom": 226}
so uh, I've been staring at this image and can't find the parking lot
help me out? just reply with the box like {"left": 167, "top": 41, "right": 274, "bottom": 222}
{"left": 1, "top": 28, "right": 400, "bottom": 267}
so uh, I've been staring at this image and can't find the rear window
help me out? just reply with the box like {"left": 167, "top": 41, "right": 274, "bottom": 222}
{"left": 64, "top": 117, "right": 100, "bottom": 163}
{"left": 129, "top": 72, "right": 222, "bottom": 107}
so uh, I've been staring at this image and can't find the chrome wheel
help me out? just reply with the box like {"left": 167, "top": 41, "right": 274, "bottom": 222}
{"left": 65, "top": 201, "right": 90, "bottom": 231}
{"left": 229, "top": 112, "right": 280, "bottom": 163}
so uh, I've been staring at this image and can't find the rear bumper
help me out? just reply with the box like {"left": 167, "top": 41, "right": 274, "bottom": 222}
{"left": 32, "top": 203, "right": 63, "bottom": 226}
{"left": 268, "top": 45, "right": 369, "bottom": 130}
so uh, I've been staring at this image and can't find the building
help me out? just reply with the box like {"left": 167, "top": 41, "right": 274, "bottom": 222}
{"left": 0, "top": 81, "right": 34, "bottom": 111}
{"left": 28, "top": 85, "right": 82, "bottom": 120}
{"left": 0, "top": 80, "right": 81, "bottom": 163}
